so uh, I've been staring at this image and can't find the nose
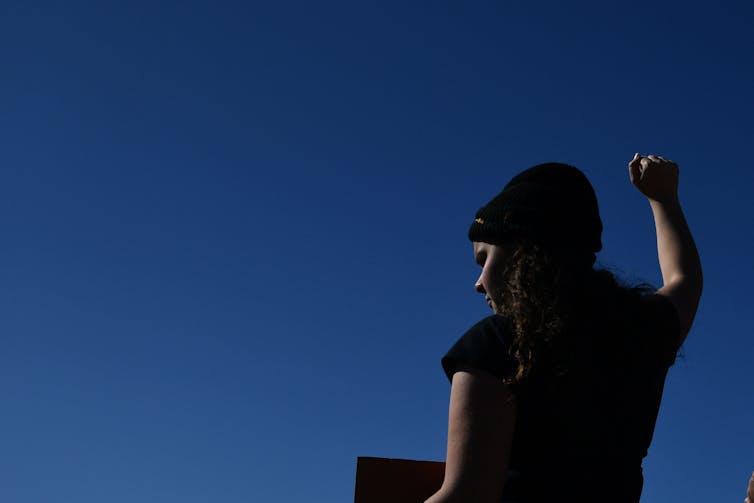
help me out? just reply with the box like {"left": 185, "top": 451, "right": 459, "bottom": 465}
{"left": 474, "top": 276, "right": 485, "bottom": 294}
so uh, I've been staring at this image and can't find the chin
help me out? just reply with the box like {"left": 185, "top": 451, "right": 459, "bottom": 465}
{"left": 491, "top": 303, "right": 506, "bottom": 315}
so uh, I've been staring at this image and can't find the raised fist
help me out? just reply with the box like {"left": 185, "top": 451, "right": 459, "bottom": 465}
{"left": 628, "top": 153, "right": 679, "bottom": 204}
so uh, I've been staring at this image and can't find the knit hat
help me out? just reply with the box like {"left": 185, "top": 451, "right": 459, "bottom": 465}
{"left": 468, "top": 162, "right": 602, "bottom": 266}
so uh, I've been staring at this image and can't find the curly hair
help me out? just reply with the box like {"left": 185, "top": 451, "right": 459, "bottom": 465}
{"left": 492, "top": 239, "right": 654, "bottom": 393}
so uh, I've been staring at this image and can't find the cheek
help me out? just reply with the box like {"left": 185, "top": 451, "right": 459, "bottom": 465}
{"left": 485, "top": 267, "right": 507, "bottom": 295}
{"left": 480, "top": 268, "right": 496, "bottom": 288}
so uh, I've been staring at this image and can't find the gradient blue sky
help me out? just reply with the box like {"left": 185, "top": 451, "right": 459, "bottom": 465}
{"left": 2, "top": 1, "right": 753, "bottom": 502}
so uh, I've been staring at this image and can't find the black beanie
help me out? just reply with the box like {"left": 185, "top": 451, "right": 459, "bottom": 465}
{"left": 468, "top": 162, "right": 603, "bottom": 265}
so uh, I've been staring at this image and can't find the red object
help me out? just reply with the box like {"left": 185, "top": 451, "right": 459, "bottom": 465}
{"left": 354, "top": 457, "right": 445, "bottom": 503}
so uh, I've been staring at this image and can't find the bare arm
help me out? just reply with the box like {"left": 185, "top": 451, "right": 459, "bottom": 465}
{"left": 629, "top": 153, "right": 703, "bottom": 344}
{"left": 424, "top": 368, "right": 516, "bottom": 503}
{"left": 746, "top": 470, "right": 754, "bottom": 503}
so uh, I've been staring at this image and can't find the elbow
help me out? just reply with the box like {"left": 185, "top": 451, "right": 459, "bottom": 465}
{"left": 424, "top": 487, "right": 457, "bottom": 503}
{"left": 425, "top": 483, "right": 503, "bottom": 503}
{"left": 666, "top": 256, "right": 704, "bottom": 294}
{"left": 666, "top": 274, "right": 703, "bottom": 299}
{"left": 657, "top": 275, "right": 703, "bottom": 344}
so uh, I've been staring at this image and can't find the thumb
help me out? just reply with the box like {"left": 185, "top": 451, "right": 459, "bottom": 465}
{"left": 628, "top": 152, "right": 643, "bottom": 184}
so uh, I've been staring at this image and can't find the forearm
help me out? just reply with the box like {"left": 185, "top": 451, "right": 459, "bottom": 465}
{"left": 649, "top": 197, "right": 702, "bottom": 287}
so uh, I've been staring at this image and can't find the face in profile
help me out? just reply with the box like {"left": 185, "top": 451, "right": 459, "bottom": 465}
{"left": 473, "top": 241, "right": 514, "bottom": 313}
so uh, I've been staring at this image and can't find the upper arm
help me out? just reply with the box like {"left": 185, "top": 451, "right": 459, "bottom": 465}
{"left": 433, "top": 368, "right": 516, "bottom": 503}
{"left": 656, "top": 276, "right": 702, "bottom": 345}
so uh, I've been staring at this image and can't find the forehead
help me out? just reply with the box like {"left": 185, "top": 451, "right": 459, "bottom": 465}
{"left": 473, "top": 241, "right": 515, "bottom": 257}
{"left": 473, "top": 241, "right": 492, "bottom": 255}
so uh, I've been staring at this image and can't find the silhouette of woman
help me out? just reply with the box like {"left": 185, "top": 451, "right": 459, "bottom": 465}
{"left": 426, "top": 154, "right": 702, "bottom": 503}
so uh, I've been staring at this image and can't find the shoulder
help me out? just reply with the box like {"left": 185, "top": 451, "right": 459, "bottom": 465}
{"left": 441, "top": 315, "right": 517, "bottom": 383}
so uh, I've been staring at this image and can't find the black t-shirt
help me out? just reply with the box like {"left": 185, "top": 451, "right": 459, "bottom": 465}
{"left": 441, "top": 293, "right": 681, "bottom": 503}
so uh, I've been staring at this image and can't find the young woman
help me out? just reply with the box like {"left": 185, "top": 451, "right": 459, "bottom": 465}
{"left": 426, "top": 154, "right": 703, "bottom": 503}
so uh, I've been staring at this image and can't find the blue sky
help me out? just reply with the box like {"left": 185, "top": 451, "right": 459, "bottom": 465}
{"left": 1, "top": 1, "right": 753, "bottom": 502}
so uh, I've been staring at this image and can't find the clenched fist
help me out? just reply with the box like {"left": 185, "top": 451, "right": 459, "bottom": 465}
{"left": 628, "top": 153, "right": 679, "bottom": 204}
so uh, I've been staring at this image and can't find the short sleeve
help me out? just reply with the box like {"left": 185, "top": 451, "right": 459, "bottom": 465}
{"left": 441, "top": 315, "right": 518, "bottom": 383}
{"left": 636, "top": 293, "right": 682, "bottom": 367}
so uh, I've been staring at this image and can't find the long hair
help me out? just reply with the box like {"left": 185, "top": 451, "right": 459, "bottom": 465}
{"left": 492, "top": 239, "right": 654, "bottom": 392}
